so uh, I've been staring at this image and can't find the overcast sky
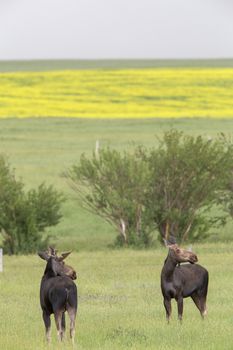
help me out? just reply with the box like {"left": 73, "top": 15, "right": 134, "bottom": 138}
{"left": 0, "top": 0, "right": 233, "bottom": 60}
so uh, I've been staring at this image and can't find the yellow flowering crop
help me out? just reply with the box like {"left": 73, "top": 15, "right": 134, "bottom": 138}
{"left": 0, "top": 68, "right": 233, "bottom": 118}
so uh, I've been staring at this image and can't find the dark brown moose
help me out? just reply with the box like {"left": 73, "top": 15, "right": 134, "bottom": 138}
{"left": 161, "top": 243, "right": 208, "bottom": 322}
{"left": 38, "top": 247, "right": 78, "bottom": 343}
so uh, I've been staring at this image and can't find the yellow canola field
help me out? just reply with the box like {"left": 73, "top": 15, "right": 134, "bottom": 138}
{"left": 0, "top": 68, "right": 233, "bottom": 118}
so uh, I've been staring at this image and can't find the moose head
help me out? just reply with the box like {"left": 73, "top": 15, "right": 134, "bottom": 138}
{"left": 38, "top": 247, "right": 77, "bottom": 280}
{"left": 167, "top": 243, "right": 198, "bottom": 264}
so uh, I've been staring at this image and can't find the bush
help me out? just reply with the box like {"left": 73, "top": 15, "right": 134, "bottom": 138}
{"left": 143, "top": 130, "right": 233, "bottom": 243}
{"left": 66, "top": 131, "right": 233, "bottom": 246}
{"left": 0, "top": 156, "right": 64, "bottom": 254}
{"left": 66, "top": 148, "right": 154, "bottom": 247}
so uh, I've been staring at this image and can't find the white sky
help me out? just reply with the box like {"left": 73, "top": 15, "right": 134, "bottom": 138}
{"left": 0, "top": 0, "right": 233, "bottom": 60}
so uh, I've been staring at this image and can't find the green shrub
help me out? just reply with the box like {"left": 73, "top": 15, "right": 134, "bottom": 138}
{"left": 144, "top": 130, "right": 233, "bottom": 243}
{"left": 0, "top": 156, "right": 64, "bottom": 254}
{"left": 66, "top": 130, "right": 233, "bottom": 246}
{"left": 66, "top": 148, "right": 153, "bottom": 247}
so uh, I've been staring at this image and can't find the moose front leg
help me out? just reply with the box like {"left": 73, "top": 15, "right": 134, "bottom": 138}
{"left": 42, "top": 310, "right": 51, "bottom": 343}
{"left": 177, "top": 296, "right": 183, "bottom": 322}
{"left": 163, "top": 298, "right": 172, "bottom": 323}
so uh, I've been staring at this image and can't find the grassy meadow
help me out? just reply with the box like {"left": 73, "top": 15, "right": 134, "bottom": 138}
{"left": 1, "top": 117, "right": 233, "bottom": 250}
{"left": 1, "top": 245, "right": 233, "bottom": 350}
{"left": 1, "top": 59, "right": 233, "bottom": 349}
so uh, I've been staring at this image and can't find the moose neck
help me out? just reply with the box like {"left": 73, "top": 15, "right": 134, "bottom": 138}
{"left": 161, "top": 253, "right": 178, "bottom": 281}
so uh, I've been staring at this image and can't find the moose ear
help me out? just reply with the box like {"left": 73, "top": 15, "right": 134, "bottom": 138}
{"left": 38, "top": 251, "right": 50, "bottom": 261}
{"left": 48, "top": 246, "right": 57, "bottom": 257}
{"left": 163, "top": 237, "right": 177, "bottom": 246}
{"left": 58, "top": 251, "right": 72, "bottom": 261}
{"left": 163, "top": 239, "right": 175, "bottom": 249}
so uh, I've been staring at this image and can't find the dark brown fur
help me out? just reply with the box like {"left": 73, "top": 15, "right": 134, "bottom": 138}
{"left": 161, "top": 244, "right": 208, "bottom": 322}
{"left": 38, "top": 249, "right": 78, "bottom": 343}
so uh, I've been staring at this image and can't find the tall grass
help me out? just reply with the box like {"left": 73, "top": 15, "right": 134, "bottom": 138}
{"left": 1, "top": 245, "right": 233, "bottom": 349}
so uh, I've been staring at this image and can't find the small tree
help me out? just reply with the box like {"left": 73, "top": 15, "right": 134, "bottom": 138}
{"left": 66, "top": 148, "right": 153, "bottom": 246}
{"left": 0, "top": 156, "right": 64, "bottom": 254}
{"left": 66, "top": 131, "right": 233, "bottom": 247}
{"left": 144, "top": 130, "right": 233, "bottom": 243}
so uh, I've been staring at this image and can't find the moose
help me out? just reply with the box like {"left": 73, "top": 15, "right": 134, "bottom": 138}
{"left": 161, "top": 242, "right": 208, "bottom": 322}
{"left": 38, "top": 247, "right": 78, "bottom": 343}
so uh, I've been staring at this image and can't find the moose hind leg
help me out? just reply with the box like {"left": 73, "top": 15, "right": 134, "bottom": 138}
{"left": 61, "top": 312, "right": 66, "bottom": 338}
{"left": 42, "top": 311, "right": 51, "bottom": 343}
{"left": 54, "top": 310, "right": 64, "bottom": 341}
{"left": 199, "top": 296, "right": 207, "bottom": 318}
{"left": 191, "top": 293, "right": 207, "bottom": 318}
{"left": 67, "top": 306, "right": 77, "bottom": 344}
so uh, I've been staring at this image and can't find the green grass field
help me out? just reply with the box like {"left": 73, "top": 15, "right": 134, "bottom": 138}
{"left": 0, "top": 59, "right": 233, "bottom": 348}
{"left": 1, "top": 118, "right": 233, "bottom": 349}
{"left": 1, "top": 244, "right": 233, "bottom": 350}
{"left": 1, "top": 117, "right": 233, "bottom": 250}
